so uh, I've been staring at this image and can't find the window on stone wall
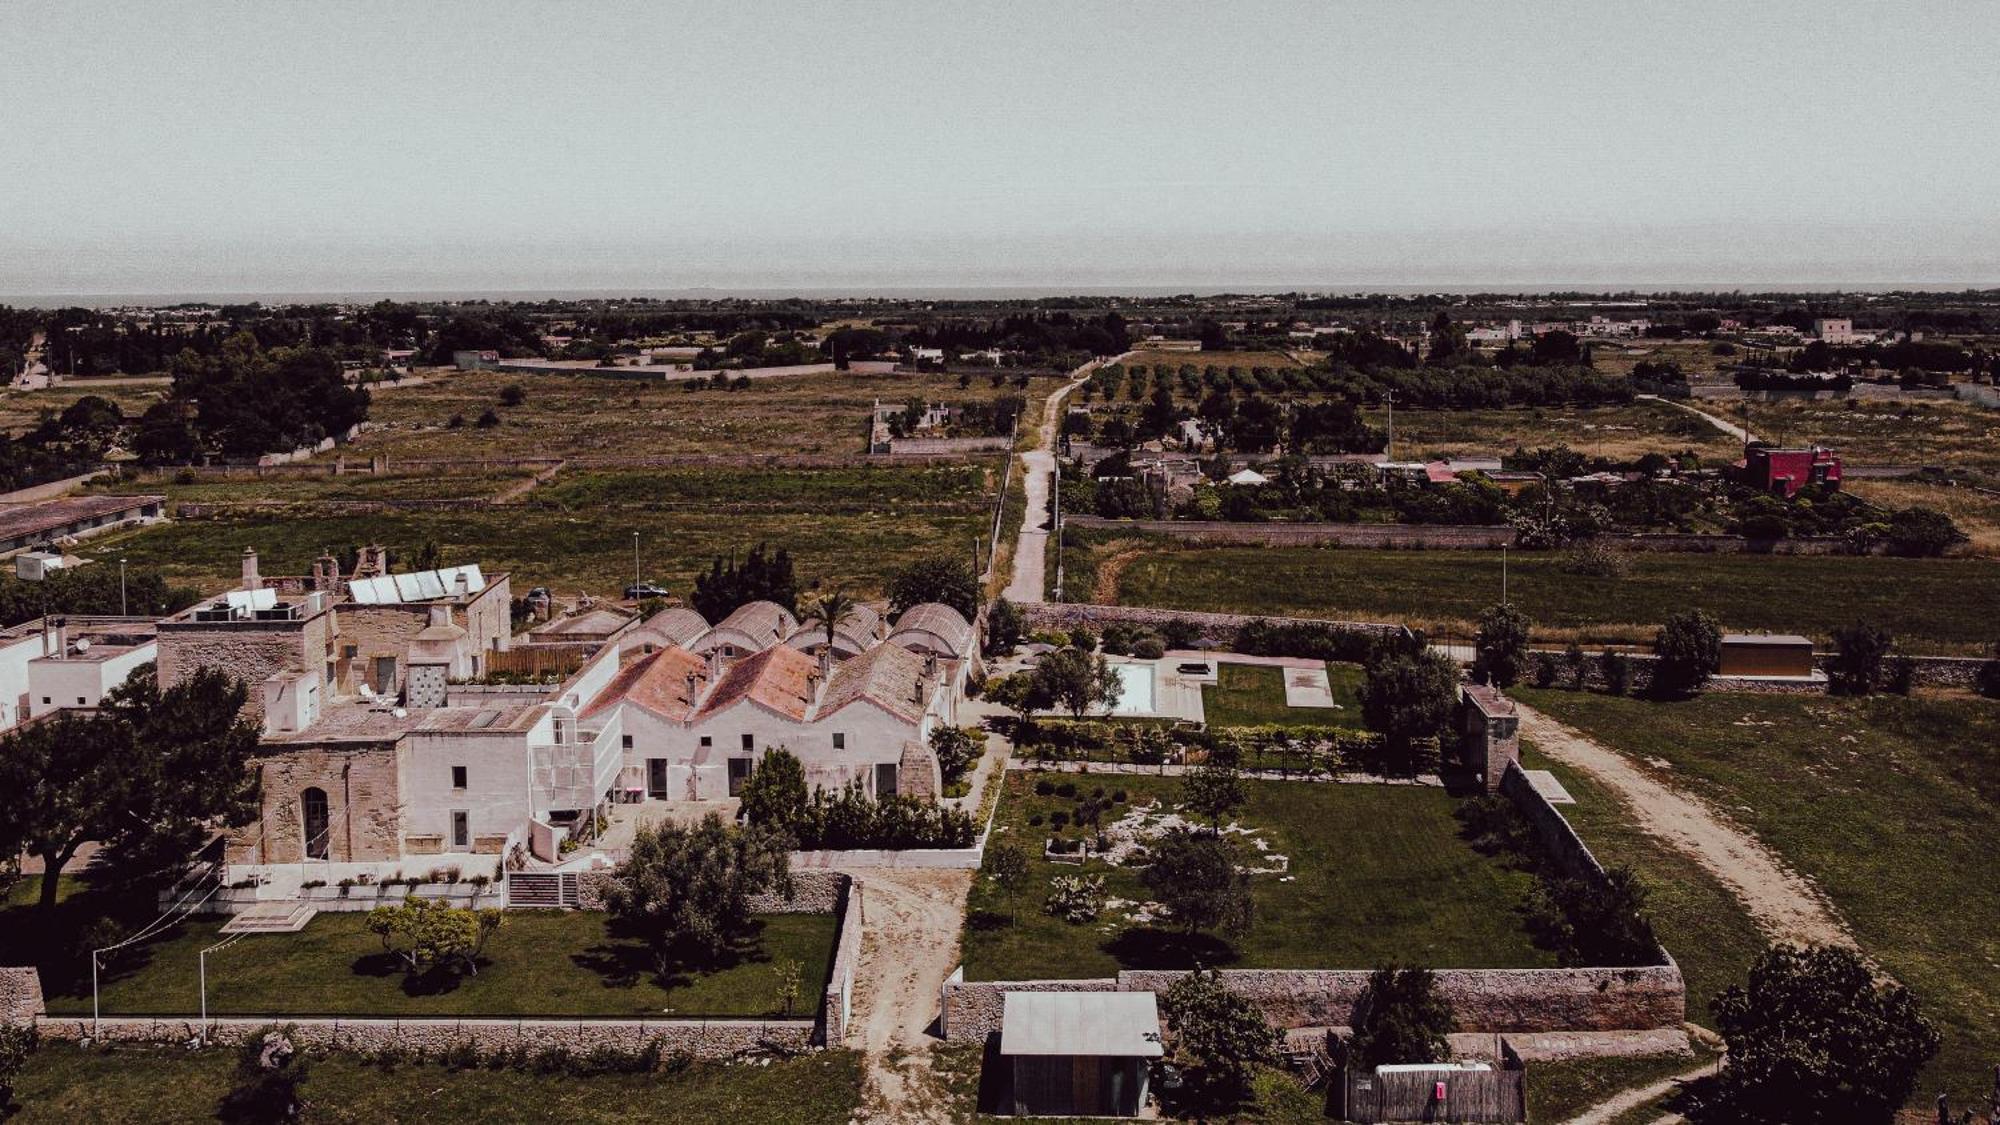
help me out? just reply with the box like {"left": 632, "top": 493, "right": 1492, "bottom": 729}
{"left": 451, "top": 765, "right": 467, "bottom": 789}
{"left": 741, "top": 733, "right": 754, "bottom": 751}
{"left": 832, "top": 733, "right": 845, "bottom": 749}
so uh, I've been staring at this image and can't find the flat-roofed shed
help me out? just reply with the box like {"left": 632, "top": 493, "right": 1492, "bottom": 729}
{"left": 1000, "top": 991, "right": 1162, "bottom": 1117}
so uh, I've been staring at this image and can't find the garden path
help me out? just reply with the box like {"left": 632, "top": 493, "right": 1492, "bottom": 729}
{"left": 1005, "top": 353, "right": 1123, "bottom": 605}
{"left": 1514, "top": 701, "right": 1852, "bottom": 949}
{"left": 844, "top": 866, "right": 975, "bottom": 1123}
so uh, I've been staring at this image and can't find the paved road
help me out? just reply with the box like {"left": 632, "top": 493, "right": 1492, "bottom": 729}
{"left": 1003, "top": 354, "right": 1122, "bottom": 604}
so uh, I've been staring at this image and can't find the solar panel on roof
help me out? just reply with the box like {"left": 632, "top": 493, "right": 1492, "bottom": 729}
{"left": 413, "top": 571, "right": 447, "bottom": 600}
{"left": 250, "top": 588, "right": 277, "bottom": 611}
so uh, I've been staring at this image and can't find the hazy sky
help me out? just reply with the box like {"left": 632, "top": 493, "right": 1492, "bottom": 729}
{"left": 4, "top": 0, "right": 1998, "bottom": 296}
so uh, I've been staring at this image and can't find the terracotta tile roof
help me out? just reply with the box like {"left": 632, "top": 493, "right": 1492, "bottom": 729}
{"left": 583, "top": 646, "right": 711, "bottom": 721}
{"left": 820, "top": 641, "right": 930, "bottom": 725}
{"left": 787, "top": 603, "right": 883, "bottom": 651}
{"left": 889, "top": 603, "right": 975, "bottom": 658}
{"left": 695, "top": 644, "right": 818, "bottom": 721}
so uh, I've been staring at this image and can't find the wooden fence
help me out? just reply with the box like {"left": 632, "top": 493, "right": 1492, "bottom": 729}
{"left": 483, "top": 646, "right": 589, "bottom": 680}
{"left": 1333, "top": 1065, "right": 1525, "bottom": 1123}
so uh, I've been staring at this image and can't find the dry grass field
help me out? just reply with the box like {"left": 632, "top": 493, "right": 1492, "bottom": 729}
{"left": 1360, "top": 399, "right": 1736, "bottom": 462}
{"left": 1741, "top": 397, "right": 2000, "bottom": 471}
{"left": 329, "top": 367, "right": 1062, "bottom": 462}
{"left": 0, "top": 380, "right": 171, "bottom": 433}
{"left": 1121, "top": 348, "right": 1308, "bottom": 371}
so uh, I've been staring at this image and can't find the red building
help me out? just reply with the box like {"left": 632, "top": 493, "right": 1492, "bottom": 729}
{"left": 1736, "top": 444, "right": 1841, "bottom": 498}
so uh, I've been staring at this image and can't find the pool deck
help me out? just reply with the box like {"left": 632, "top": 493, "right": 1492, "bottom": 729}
{"left": 1095, "top": 656, "right": 1207, "bottom": 723}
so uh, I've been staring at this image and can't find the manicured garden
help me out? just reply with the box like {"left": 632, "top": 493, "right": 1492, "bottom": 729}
{"left": 1114, "top": 545, "right": 2000, "bottom": 651}
{"left": 1518, "top": 688, "right": 2000, "bottom": 1107}
{"left": 2, "top": 880, "right": 836, "bottom": 1019}
{"left": 961, "top": 771, "right": 1555, "bottom": 981}
{"left": 4, "top": 1040, "right": 864, "bottom": 1124}
{"left": 1200, "top": 661, "right": 1365, "bottom": 729}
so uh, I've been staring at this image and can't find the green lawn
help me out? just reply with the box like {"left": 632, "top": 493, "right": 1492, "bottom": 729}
{"left": 962, "top": 772, "right": 1554, "bottom": 981}
{"left": 6, "top": 1041, "right": 864, "bottom": 1124}
{"left": 1524, "top": 1044, "right": 1718, "bottom": 1124}
{"left": 78, "top": 499, "right": 989, "bottom": 600}
{"left": 19, "top": 899, "right": 836, "bottom": 1019}
{"left": 1202, "top": 662, "right": 1364, "bottom": 729}
{"left": 1518, "top": 688, "right": 2000, "bottom": 1108}
{"left": 1515, "top": 745, "right": 1764, "bottom": 1020}
{"left": 1116, "top": 546, "right": 2000, "bottom": 652}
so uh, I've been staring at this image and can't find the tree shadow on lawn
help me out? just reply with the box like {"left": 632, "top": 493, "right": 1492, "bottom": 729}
{"left": 966, "top": 909, "right": 1012, "bottom": 934}
{"left": 347, "top": 951, "right": 488, "bottom": 997}
{"left": 1102, "top": 927, "right": 1240, "bottom": 971}
{"left": 1, "top": 870, "right": 178, "bottom": 997}
{"left": 570, "top": 917, "right": 772, "bottom": 992}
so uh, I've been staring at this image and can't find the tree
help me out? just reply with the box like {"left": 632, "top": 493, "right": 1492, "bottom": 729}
{"left": 800, "top": 588, "right": 855, "bottom": 654}
{"left": 1159, "top": 968, "right": 1280, "bottom": 1109}
{"left": 364, "top": 897, "right": 504, "bottom": 979}
{"left": 738, "top": 747, "right": 810, "bottom": 839}
{"left": 1599, "top": 648, "right": 1632, "bottom": 695}
{"left": 498, "top": 383, "right": 525, "bottom": 407}
{"left": 1033, "top": 647, "right": 1123, "bottom": 719}
{"left": 601, "top": 814, "right": 793, "bottom": 978}
{"left": 986, "top": 670, "right": 1053, "bottom": 732}
{"left": 984, "top": 597, "right": 1024, "bottom": 656}
{"left": 1696, "top": 944, "right": 1939, "bottom": 1124}
{"left": 1884, "top": 506, "right": 1966, "bottom": 557}
{"left": 885, "top": 555, "right": 979, "bottom": 620}
{"left": 1473, "top": 603, "right": 1531, "bottom": 687}
{"left": 1180, "top": 760, "right": 1244, "bottom": 831}
{"left": 691, "top": 543, "right": 799, "bottom": 619}
{"left": 928, "top": 725, "right": 982, "bottom": 786}
{"left": 0, "top": 665, "right": 259, "bottom": 910}
{"left": 1141, "top": 830, "right": 1253, "bottom": 937}
{"left": 1347, "top": 967, "right": 1453, "bottom": 1069}
{"left": 1828, "top": 622, "right": 1893, "bottom": 696}
{"left": 1527, "top": 867, "right": 1659, "bottom": 966}
{"left": 983, "top": 842, "right": 1031, "bottom": 923}
{"left": 216, "top": 1027, "right": 308, "bottom": 1124}
{"left": 1358, "top": 649, "right": 1459, "bottom": 765}
{"left": 1652, "top": 609, "right": 1722, "bottom": 697}
{"left": 0, "top": 1023, "right": 33, "bottom": 1114}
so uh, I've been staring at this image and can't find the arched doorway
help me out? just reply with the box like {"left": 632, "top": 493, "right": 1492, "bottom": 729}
{"left": 301, "top": 787, "right": 330, "bottom": 860}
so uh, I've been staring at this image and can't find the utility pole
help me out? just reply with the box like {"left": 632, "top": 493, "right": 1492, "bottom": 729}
{"left": 1052, "top": 458, "right": 1064, "bottom": 603}
{"left": 631, "top": 532, "right": 640, "bottom": 595}
{"left": 1384, "top": 389, "right": 1395, "bottom": 462}
{"left": 1501, "top": 545, "right": 1509, "bottom": 606}
{"left": 119, "top": 557, "right": 127, "bottom": 616}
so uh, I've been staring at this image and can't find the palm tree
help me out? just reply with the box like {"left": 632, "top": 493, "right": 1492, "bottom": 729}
{"left": 802, "top": 589, "right": 856, "bottom": 656}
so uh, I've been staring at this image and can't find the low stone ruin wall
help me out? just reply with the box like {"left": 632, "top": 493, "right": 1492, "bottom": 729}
{"left": 0, "top": 966, "right": 43, "bottom": 1024}
{"left": 33, "top": 1015, "right": 813, "bottom": 1061}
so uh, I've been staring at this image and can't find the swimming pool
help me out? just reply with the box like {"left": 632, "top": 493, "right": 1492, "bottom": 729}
{"left": 1109, "top": 662, "right": 1156, "bottom": 715}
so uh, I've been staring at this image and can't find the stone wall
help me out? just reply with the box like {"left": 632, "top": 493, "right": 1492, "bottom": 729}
{"left": 572, "top": 868, "right": 849, "bottom": 913}
{"left": 1499, "top": 760, "right": 1607, "bottom": 885}
{"left": 0, "top": 966, "right": 44, "bottom": 1024}
{"left": 157, "top": 614, "right": 327, "bottom": 723}
{"left": 821, "top": 876, "right": 865, "bottom": 1046}
{"left": 1021, "top": 602, "right": 1398, "bottom": 651}
{"left": 234, "top": 743, "right": 403, "bottom": 864}
{"left": 941, "top": 963, "right": 1684, "bottom": 1043}
{"left": 1065, "top": 518, "right": 1518, "bottom": 549}
{"left": 33, "top": 1015, "right": 812, "bottom": 1061}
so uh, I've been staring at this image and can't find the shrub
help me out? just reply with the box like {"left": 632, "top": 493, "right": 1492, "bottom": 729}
{"left": 1473, "top": 603, "right": 1532, "bottom": 687}
{"left": 1042, "top": 873, "right": 1106, "bottom": 924}
{"left": 1131, "top": 635, "right": 1167, "bottom": 659}
{"left": 1977, "top": 646, "right": 2000, "bottom": 699}
{"left": 1049, "top": 810, "right": 1069, "bottom": 829}
{"left": 1111, "top": 788, "right": 1128, "bottom": 803}
{"left": 1055, "top": 781, "right": 1077, "bottom": 798}
{"left": 1559, "top": 539, "right": 1629, "bottom": 578}
{"left": 1563, "top": 642, "right": 1588, "bottom": 690}
{"left": 1232, "top": 618, "right": 1380, "bottom": 663}
{"left": 1527, "top": 867, "right": 1659, "bottom": 967}
{"left": 1599, "top": 649, "right": 1632, "bottom": 695}
{"left": 1347, "top": 967, "right": 1453, "bottom": 1069}
{"left": 1884, "top": 506, "right": 1966, "bottom": 557}
{"left": 0, "top": 1023, "right": 36, "bottom": 1112}
{"left": 1160, "top": 620, "right": 1203, "bottom": 650}
{"left": 1828, "top": 622, "right": 1893, "bottom": 696}
{"left": 1160, "top": 968, "right": 1280, "bottom": 1111}
{"left": 1533, "top": 652, "right": 1558, "bottom": 688}
{"left": 1027, "top": 813, "right": 1044, "bottom": 827}
{"left": 1033, "top": 778, "right": 1055, "bottom": 796}
{"left": 1653, "top": 608, "right": 1722, "bottom": 697}
{"left": 498, "top": 383, "right": 525, "bottom": 407}
{"left": 474, "top": 408, "right": 500, "bottom": 429}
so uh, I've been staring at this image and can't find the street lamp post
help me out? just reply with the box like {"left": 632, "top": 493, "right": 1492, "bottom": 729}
{"left": 632, "top": 532, "right": 640, "bottom": 596}
{"left": 119, "top": 557, "right": 128, "bottom": 616}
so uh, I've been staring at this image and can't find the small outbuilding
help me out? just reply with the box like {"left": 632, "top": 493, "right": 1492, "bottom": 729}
{"left": 1000, "top": 991, "right": 1163, "bottom": 1117}
{"left": 1718, "top": 633, "right": 1816, "bottom": 679}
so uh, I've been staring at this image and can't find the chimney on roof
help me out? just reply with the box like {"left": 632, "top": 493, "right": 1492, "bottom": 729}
{"left": 241, "top": 547, "right": 260, "bottom": 592}
{"left": 310, "top": 553, "right": 339, "bottom": 592}
{"left": 428, "top": 604, "right": 451, "bottom": 629}
{"left": 706, "top": 647, "right": 721, "bottom": 680}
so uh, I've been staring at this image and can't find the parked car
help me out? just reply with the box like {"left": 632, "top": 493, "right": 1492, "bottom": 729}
{"left": 624, "top": 583, "right": 671, "bottom": 599}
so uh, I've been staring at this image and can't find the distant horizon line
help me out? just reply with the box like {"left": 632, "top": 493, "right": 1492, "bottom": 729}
{"left": 7, "top": 280, "right": 2000, "bottom": 308}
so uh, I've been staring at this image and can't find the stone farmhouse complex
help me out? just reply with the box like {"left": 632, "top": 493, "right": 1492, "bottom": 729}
{"left": 123, "top": 546, "right": 981, "bottom": 882}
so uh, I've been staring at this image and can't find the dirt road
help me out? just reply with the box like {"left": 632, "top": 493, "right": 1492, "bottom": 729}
{"left": 1003, "top": 355, "right": 1121, "bottom": 605}
{"left": 1516, "top": 702, "right": 1852, "bottom": 948}
{"left": 1638, "top": 393, "right": 1762, "bottom": 445}
{"left": 845, "top": 867, "right": 976, "bottom": 1123}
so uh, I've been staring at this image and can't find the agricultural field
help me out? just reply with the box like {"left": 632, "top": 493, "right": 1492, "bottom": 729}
{"left": 5, "top": 1042, "right": 865, "bottom": 1124}
{"left": 1585, "top": 338, "right": 1740, "bottom": 381}
{"left": 0, "top": 379, "right": 171, "bottom": 434}
{"left": 1517, "top": 689, "right": 2000, "bottom": 1108}
{"left": 961, "top": 772, "right": 1554, "bottom": 981}
{"left": 76, "top": 480, "right": 993, "bottom": 600}
{"left": 1358, "top": 399, "right": 1733, "bottom": 463}
{"left": 324, "top": 367, "right": 1061, "bottom": 462}
{"left": 1741, "top": 396, "right": 2000, "bottom": 472}
{"left": 1108, "top": 544, "right": 2000, "bottom": 653}
{"left": 1120, "top": 348, "right": 1308, "bottom": 372}
{"left": 88, "top": 468, "right": 540, "bottom": 504}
